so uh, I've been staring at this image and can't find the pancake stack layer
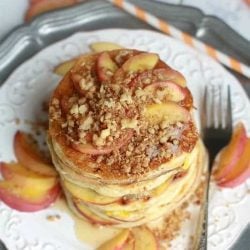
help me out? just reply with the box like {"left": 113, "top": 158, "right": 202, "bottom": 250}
{"left": 48, "top": 49, "right": 206, "bottom": 228}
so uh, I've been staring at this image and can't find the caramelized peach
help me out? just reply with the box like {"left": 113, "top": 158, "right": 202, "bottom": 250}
{"left": 214, "top": 123, "right": 248, "bottom": 181}
{"left": 121, "top": 53, "right": 159, "bottom": 74}
{"left": 90, "top": 42, "right": 123, "bottom": 52}
{"left": 74, "top": 201, "right": 118, "bottom": 226}
{"left": 144, "top": 102, "right": 190, "bottom": 125}
{"left": 63, "top": 180, "right": 118, "bottom": 205}
{"left": 0, "top": 162, "right": 57, "bottom": 191}
{"left": 14, "top": 131, "right": 57, "bottom": 176}
{"left": 0, "top": 181, "right": 60, "bottom": 212}
{"left": 218, "top": 138, "right": 250, "bottom": 188}
{"left": 54, "top": 59, "right": 77, "bottom": 76}
{"left": 132, "top": 227, "right": 157, "bottom": 250}
{"left": 97, "top": 229, "right": 130, "bottom": 250}
{"left": 97, "top": 52, "right": 118, "bottom": 82}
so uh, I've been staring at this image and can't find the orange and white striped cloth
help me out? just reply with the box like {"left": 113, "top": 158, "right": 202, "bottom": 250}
{"left": 107, "top": 0, "right": 250, "bottom": 78}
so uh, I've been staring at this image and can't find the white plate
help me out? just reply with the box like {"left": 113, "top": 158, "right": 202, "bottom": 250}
{"left": 0, "top": 29, "right": 249, "bottom": 250}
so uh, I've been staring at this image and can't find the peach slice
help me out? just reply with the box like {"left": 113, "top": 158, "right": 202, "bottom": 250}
{"left": 97, "top": 52, "right": 118, "bottom": 82}
{"left": 144, "top": 102, "right": 190, "bottom": 125}
{"left": 63, "top": 180, "right": 118, "bottom": 205}
{"left": 54, "top": 59, "right": 77, "bottom": 76}
{"left": 72, "top": 129, "right": 133, "bottom": 155}
{"left": 0, "top": 162, "right": 57, "bottom": 191}
{"left": 0, "top": 181, "right": 60, "bottom": 212}
{"left": 130, "top": 68, "right": 186, "bottom": 88}
{"left": 218, "top": 138, "right": 250, "bottom": 188}
{"left": 14, "top": 131, "right": 57, "bottom": 177}
{"left": 74, "top": 202, "right": 118, "bottom": 226}
{"left": 214, "top": 123, "right": 248, "bottom": 181}
{"left": 123, "top": 238, "right": 135, "bottom": 250}
{"left": 132, "top": 227, "right": 157, "bottom": 250}
{"left": 121, "top": 53, "right": 159, "bottom": 74}
{"left": 90, "top": 42, "right": 123, "bottom": 52}
{"left": 25, "top": 0, "right": 77, "bottom": 21}
{"left": 97, "top": 229, "right": 130, "bottom": 250}
{"left": 144, "top": 81, "right": 187, "bottom": 103}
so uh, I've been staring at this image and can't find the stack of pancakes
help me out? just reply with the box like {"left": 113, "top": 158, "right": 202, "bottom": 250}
{"left": 48, "top": 49, "right": 207, "bottom": 228}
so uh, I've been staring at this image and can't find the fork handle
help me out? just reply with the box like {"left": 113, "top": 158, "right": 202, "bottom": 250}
{"left": 197, "top": 173, "right": 211, "bottom": 250}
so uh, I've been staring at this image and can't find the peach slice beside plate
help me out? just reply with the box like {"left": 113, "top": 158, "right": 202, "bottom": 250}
{"left": 97, "top": 52, "right": 118, "bottom": 82}
{"left": 144, "top": 102, "right": 190, "bottom": 125}
{"left": 0, "top": 162, "right": 57, "bottom": 191}
{"left": 121, "top": 53, "right": 159, "bottom": 74}
{"left": 54, "top": 58, "right": 77, "bottom": 76}
{"left": 63, "top": 179, "right": 118, "bottom": 205}
{"left": 132, "top": 227, "right": 157, "bottom": 250}
{"left": 214, "top": 123, "right": 248, "bottom": 181}
{"left": 0, "top": 181, "right": 60, "bottom": 212}
{"left": 14, "top": 131, "right": 58, "bottom": 177}
{"left": 97, "top": 229, "right": 130, "bottom": 250}
{"left": 218, "top": 138, "right": 250, "bottom": 188}
{"left": 90, "top": 42, "right": 123, "bottom": 52}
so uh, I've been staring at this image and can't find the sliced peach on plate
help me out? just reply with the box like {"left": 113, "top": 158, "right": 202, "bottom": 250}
{"left": 144, "top": 102, "right": 190, "bottom": 125}
{"left": 121, "top": 53, "right": 159, "bottom": 74}
{"left": 54, "top": 58, "right": 77, "bottom": 76}
{"left": 132, "top": 227, "right": 157, "bottom": 250}
{"left": 63, "top": 180, "right": 118, "bottom": 205}
{"left": 218, "top": 138, "right": 250, "bottom": 188}
{"left": 144, "top": 81, "right": 187, "bottom": 103}
{"left": 0, "top": 181, "right": 60, "bottom": 212}
{"left": 0, "top": 162, "right": 57, "bottom": 191}
{"left": 214, "top": 123, "right": 248, "bottom": 181}
{"left": 72, "top": 129, "right": 133, "bottom": 155}
{"left": 97, "top": 229, "right": 130, "bottom": 250}
{"left": 90, "top": 42, "right": 123, "bottom": 52}
{"left": 74, "top": 202, "right": 118, "bottom": 226}
{"left": 14, "top": 131, "right": 57, "bottom": 177}
{"left": 97, "top": 52, "right": 118, "bottom": 82}
{"left": 25, "top": 0, "right": 77, "bottom": 21}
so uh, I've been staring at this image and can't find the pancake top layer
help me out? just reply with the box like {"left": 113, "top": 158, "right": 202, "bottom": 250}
{"left": 49, "top": 49, "right": 199, "bottom": 180}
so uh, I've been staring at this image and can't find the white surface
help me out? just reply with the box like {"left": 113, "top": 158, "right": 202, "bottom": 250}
{"left": 0, "top": 29, "right": 249, "bottom": 250}
{"left": 0, "top": 0, "right": 28, "bottom": 41}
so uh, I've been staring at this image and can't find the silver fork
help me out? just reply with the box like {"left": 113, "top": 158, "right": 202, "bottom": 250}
{"left": 197, "top": 85, "right": 233, "bottom": 249}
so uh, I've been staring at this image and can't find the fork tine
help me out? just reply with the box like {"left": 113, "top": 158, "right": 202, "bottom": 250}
{"left": 210, "top": 85, "right": 216, "bottom": 128}
{"left": 218, "top": 84, "right": 223, "bottom": 128}
{"left": 225, "top": 85, "right": 233, "bottom": 131}
{"left": 202, "top": 86, "right": 208, "bottom": 129}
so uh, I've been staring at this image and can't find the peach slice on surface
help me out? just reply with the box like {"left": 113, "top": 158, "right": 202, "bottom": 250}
{"left": 25, "top": 0, "right": 77, "bottom": 21}
{"left": 214, "top": 123, "right": 248, "bottom": 181}
{"left": 132, "top": 227, "right": 157, "bottom": 250}
{"left": 97, "top": 52, "right": 118, "bottom": 82}
{"left": 0, "top": 181, "right": 60, "bottom": 212}
{"left": 217, "top": 138, "right": 250, "bottom": 188}
{"left": 0, "top": 162, "right": 57, "bottom": 191}
{"left": 97, "top": 229, "right": 130, "bottom": 250}
{"left": 90, "top": 42, "right": 123, "bottom": 52}
{"left": 54, "top": 59, "right": 77, "bottom": 76}
{"left": 121, "top": 53, "right": 159, "bottom": 74}
{"left": 71, "top": 129, "right": 133, "bottom": 155}
{"left": 74, "top": 202, "right": 118, "bottom": 226}
{"left": 144, "top": 102, "right": 190, "bottom": 125}
{"left": 14, "top": 131, "right": 57, "bottom": 177}
{"left": 63, "top": 180, "right": 118, "bottom": 205}
{"left": 144, "top": 81, "right": 187, "bottom": 103}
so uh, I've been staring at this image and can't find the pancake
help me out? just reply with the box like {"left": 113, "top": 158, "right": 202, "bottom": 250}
{"left": 48, "top": 48, "right": 206, "bottom": 227}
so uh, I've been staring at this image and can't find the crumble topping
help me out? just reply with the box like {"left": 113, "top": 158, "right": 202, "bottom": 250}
{"left": 49, "top": 50, "right": 198, "bottom": 177}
